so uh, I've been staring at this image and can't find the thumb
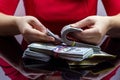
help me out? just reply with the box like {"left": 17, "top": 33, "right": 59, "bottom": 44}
{"left": 71, "top": 17, "right": 95, "bottom": 29}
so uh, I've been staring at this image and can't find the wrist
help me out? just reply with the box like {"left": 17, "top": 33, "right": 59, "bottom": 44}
{"left": 106, "top": 14, "right": 120, "bottom": 37}
{"left": 109, "top": 14, "right": 120, "bottom": 29}
{"left": 105, "top": 16, "right": 113, "bottom": 31}
{"left": 0, "top": 13, "right": 21, "bottom": 36}
{"left": 14, "top": 16, "right": 23, "bottom": 34}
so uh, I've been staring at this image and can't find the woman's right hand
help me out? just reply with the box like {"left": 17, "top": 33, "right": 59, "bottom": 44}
{"left": 15, "top": 16, "right": 55, "bottom": 44}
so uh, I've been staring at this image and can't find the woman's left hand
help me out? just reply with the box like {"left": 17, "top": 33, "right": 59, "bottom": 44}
{"left": 71, "top": 16, "right": 111, "bottom": 45}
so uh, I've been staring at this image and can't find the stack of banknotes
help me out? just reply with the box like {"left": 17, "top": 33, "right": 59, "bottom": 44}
{"left": 22, "top": 25, "right": 116, "bottom": 74}
{"left": 23, "top": 42, "right": 94, "bottom": 62}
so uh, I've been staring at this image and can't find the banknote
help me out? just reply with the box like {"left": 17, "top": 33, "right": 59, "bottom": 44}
{"left": 28, "top": 43, "right": 94, "bottom": 61}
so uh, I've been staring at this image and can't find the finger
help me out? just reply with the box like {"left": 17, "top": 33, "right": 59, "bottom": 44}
{"left": 24, "top": 31, "right": 55, "bottom": 43}
{"left": 81, "top": 28, "right": 99, "bottom": 38}
{"left": 70, "top": 17, "right": 95, "bottom": 28}
{"left": 80, "top": 37, "right": 101, "bottom": 45}
{"left": 28, "top": 17, "right": 47, "bottom": 33}
{"left": 23, "top": 24, "right": 55, "bottom": 42}
{"left": 75, "top": 28, "right": 101, "bottom": 45}
{"left": 75, "top": 33, "right": 100, "bottom": 45}
{"left": 32, "top": 29, "right": 55, "bottom": 41}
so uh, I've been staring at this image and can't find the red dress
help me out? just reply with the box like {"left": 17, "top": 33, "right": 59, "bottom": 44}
{"left": 0, "top": 0, "right": 120, "bottom": 80}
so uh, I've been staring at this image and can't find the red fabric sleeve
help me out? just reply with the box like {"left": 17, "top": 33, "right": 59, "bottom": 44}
{"left": 102, "top": 0, "right": 120, "bottom": 16}
{"left": 0, "top": 0, "right": 19, "bottom": 15}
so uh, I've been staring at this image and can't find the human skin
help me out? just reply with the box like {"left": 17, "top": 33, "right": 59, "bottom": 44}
{"left": 0, "top": 13, "right": 55, "bottom": 43}
{"left": 71, "top": 14, "right": 120, "bottom": 45}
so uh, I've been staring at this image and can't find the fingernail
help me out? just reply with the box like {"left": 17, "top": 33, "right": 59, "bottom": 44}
{"left": 70, "top": 24, "right": 76, "bottom": 27}
{"left": 49, "top": 37, "right": 55, "bottom": 41}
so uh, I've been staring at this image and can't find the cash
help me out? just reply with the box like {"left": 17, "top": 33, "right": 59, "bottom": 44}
{"left": 27, "top": 43, "right": 94, "bottom": 61}
{"left": 23, "top": 48, "right": 51, "bottom": 62}
{"left": 22, "top": 25, "right": 116, "bottom": 74}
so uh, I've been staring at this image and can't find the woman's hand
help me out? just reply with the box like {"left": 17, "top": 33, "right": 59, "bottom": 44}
{"left": 16, "top": 16, "right": 55, "bottom": 43}
{"left": 71, "top": 16, "right": 112, "bottom": 45}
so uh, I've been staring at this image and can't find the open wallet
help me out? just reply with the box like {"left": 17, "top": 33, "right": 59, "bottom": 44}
{"left": 22, "top": 25, "right": 117, "bottom": 80}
